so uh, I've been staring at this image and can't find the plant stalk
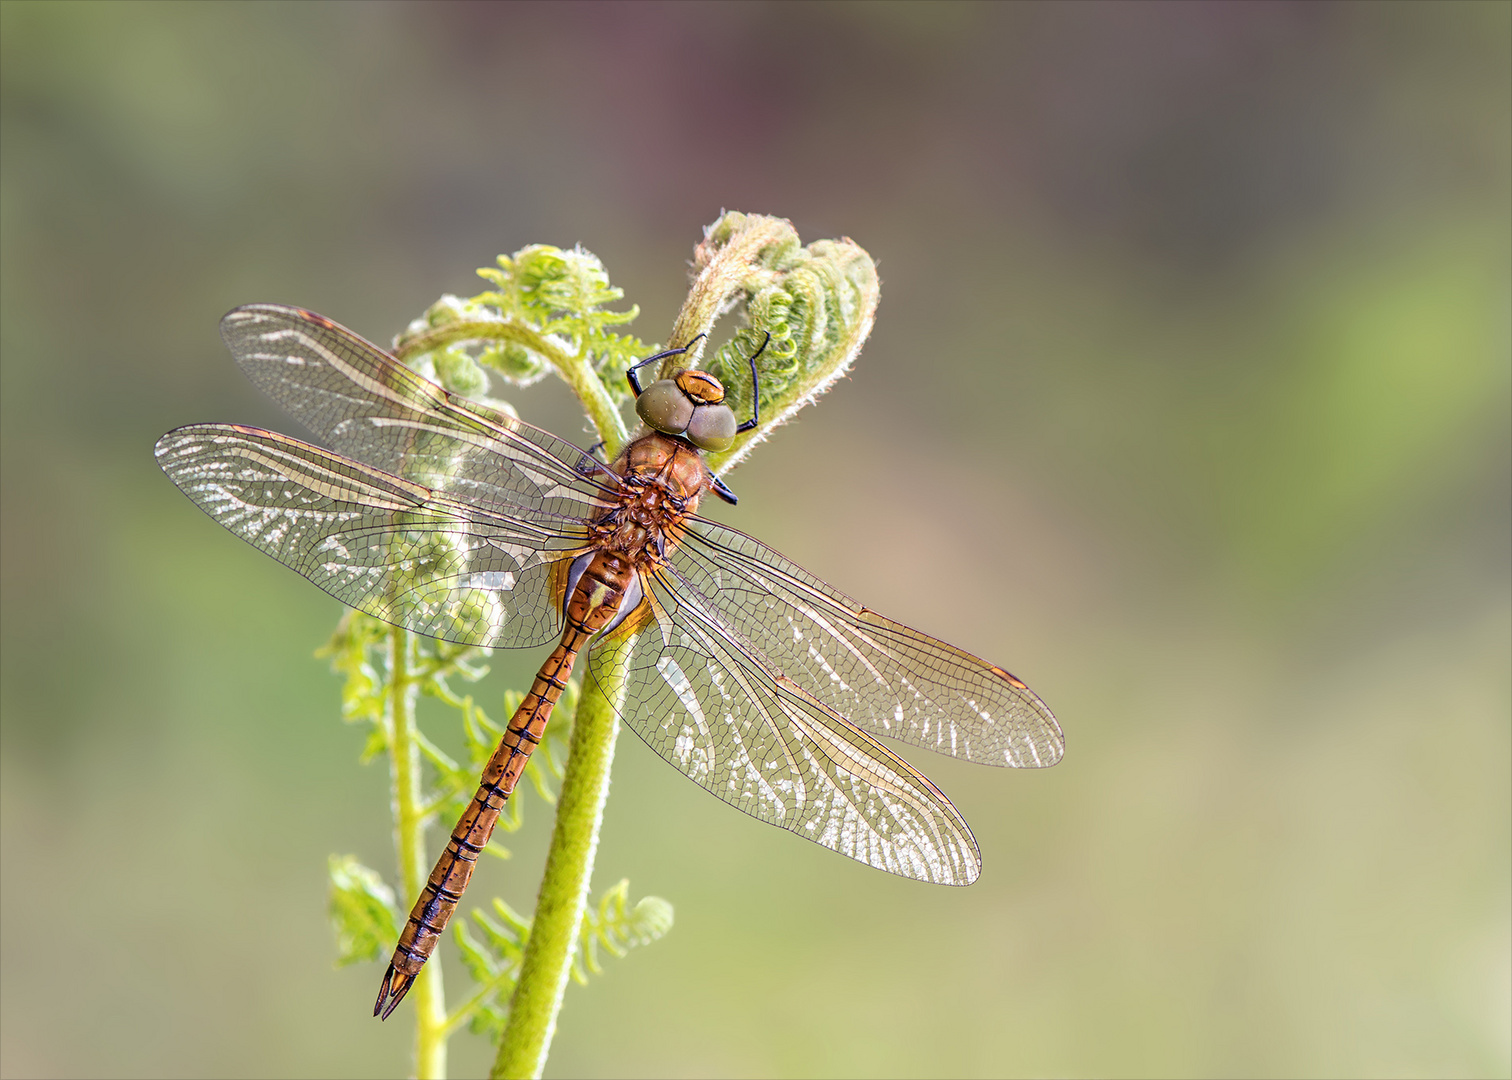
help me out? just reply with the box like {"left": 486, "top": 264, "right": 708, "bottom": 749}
{"left": 396, "top": 320, "right": 628, "bottom": 451}
{"left": 388, "top": 626, "right": 448, "bottom": 1079}
{"left": 490, "top": 675, "right": 621, "bottom": 1079}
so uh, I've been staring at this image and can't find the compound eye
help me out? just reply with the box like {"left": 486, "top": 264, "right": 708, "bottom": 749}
{"left": 635, "top": 379, "right": 694, "bottom": 435}
{"left": 686, "top": 403, "right": 737, "bottom": 452}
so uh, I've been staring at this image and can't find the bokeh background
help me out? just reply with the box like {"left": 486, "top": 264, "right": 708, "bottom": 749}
{"left": 2, "top": 3, "right": 1508, "bottom": 1077}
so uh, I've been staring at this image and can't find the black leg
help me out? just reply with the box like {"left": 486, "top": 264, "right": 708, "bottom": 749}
{"left": 711, "top": 474, "right": 739, "bottom": 505}
{"left": 627, "top": 333, "right": 707, "bottom": 396}
{"left": 734, "top": 332, "right": 769, "bottom": 434}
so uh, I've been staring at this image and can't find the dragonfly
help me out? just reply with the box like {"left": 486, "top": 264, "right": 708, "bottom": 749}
{"left": 155, "top": 304, "right": 1063, "bottom": 1019}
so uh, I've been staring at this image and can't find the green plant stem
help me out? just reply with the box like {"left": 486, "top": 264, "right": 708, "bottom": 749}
{"left": 666, "top": 213, "right": 795, "bottom": 361}
{"left": 396, "top": 320, "right": 628, "bottom": 451}
{"left": 388, "top": 626, "right": 448, "bottom": 1080}
{"left": 490, "top": 675, "right": 621, "bottom": 1079}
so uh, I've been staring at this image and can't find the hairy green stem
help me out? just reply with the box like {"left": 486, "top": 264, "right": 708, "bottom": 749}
{"left": 484, "top": 343, "right": 626, "bottom": 1078}
{"left": 491, "top": 676, "right": 621, "bottom": 1079}
{"left": 388, "top": 626, "right": 448, "bottom": 1079}
{"left": 666, "top": 212, "right": 797, "bottom": 360}
{"left": 396, "top": 320, "right": 628, "bottom": 451}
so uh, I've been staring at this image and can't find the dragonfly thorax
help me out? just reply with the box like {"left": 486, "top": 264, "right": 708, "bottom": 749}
{"left": 634, "top": 369, "right": 739, "bottom": 452}
{"left": 597, "top": 431, "right": 708, "bottom": 561}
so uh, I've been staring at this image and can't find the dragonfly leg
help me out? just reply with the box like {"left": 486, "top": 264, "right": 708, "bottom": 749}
{"left": 711, "top": 474, "right": 739, "bottom": 505}
{"left": 627, "top": 333, "right": 706, "bottom": 395}
{"left": 734, "top": 331, "right": 769, "bottom": 434}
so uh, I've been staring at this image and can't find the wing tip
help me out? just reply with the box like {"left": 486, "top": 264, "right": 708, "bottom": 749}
{"left": 988, "top": 664, "right": 1032, "bottom": 691}
{"left": 220, "top": 302, "right": 339, "bottom": 342}
{"left": 220, "top": 301, "right": 277, "bottom": 327}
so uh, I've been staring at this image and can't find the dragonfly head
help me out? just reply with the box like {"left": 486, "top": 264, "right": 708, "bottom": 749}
{"left": 635, "top": 369, "right": 738, "bottom": 452}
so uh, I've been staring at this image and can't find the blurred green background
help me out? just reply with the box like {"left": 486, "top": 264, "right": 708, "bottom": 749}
{"left": 2, "top": 3, "right": 1507, "bottom": 1077}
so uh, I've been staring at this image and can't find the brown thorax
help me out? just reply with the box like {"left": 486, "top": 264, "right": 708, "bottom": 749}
{"left": 598, "top": 431, "right": 711, "bottom": 563}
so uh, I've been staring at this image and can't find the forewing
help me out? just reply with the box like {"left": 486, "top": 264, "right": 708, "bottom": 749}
{"left": 219, "top": 304, "right": 617, "bottom": 526}
{"left": 590, "top": 562, "right": 981, "bottom": 885}
{"left": 155, "top": 424, "right": 584, "bottom": 649}
{"left": 669, "top": 519, "right": 1063, "bottom": 768}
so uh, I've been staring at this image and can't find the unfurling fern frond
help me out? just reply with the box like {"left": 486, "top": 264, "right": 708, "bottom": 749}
{"left": 572, "top": 879, "right": 675, "bottom": 985}
{"left": 444, "top": 880, "right": 672, "bottom": 1040}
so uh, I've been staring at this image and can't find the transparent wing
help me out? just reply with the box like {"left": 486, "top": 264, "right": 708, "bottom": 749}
{"left": 155, "top": 424, "right": 584, "bottom": 649}
{"left": 668, "top": 519, "right": 1063, "bottom": 769}
{"left": 590, "top": 561, "right": 981, "bottom": 885}
{"left": 219, "top": 304, "right": 618, "bottom": 526}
